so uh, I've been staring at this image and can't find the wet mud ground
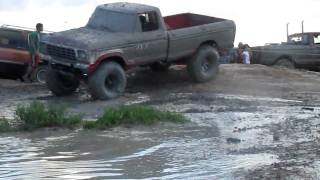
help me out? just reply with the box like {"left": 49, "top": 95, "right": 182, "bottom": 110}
{"left": 0, "top": 64, "right": 320, "bottom": 179}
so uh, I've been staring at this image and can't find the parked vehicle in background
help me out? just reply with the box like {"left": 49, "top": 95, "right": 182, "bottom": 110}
{"left": 0, "top": 25, "right": 48, "bottom": 83}
{"left": 252, "top": 32, "right": 320, "bottom": 70}
{"left": 41, "top": 2, "right": 236, "bottom": 100}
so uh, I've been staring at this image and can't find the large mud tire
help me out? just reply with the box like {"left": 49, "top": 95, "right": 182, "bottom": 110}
{"left": 46, "top": 69, "right": 80, "bottom": 96}
{"left": 187, "top": 45, "right": 220, "bottom": 83}
{"left": 88, "top": 62, "right": 127, "bottom": 100}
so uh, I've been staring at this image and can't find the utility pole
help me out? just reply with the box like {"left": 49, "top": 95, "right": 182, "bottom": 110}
{"left": 286, "top": 23, "right": 290, "bottom": 42}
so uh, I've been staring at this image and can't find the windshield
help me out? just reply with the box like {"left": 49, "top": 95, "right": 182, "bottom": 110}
{"left": 87, "top": 8, "right": 135, "bottom": 32}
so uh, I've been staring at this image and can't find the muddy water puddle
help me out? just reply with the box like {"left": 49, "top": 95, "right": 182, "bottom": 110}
{"left": 1, "top": 93, "right": 320, "bottom": 179}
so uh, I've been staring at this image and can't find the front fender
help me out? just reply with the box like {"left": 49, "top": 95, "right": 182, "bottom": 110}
{"left": 88, "top": 51, "right": 128, "bottom": 73}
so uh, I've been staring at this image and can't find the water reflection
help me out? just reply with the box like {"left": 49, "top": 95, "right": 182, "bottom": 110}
{"left": 0, "top": 124, "right": 279, "bottom": 180}
{"left": 2, "top": 95, "right": 314, "bottom": 179}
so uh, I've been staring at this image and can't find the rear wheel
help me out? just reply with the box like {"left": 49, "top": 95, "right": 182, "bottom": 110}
{"left": 274, "top": 59, "right": 295, "bottom": 69}
{"left": 88, "top": 62, "right": 127, "bottom": 100}
{"left": 46, "top": 69, "right": 80, "bottom": 96}
{"left": 187, "top": 45, "right": 220, "bottom": 83}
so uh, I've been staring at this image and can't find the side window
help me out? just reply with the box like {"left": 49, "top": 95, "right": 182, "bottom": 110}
{"left": 0, "top": 30, "right": 27, "bottom": 49}
{"left": 138, "top": 12, "right": 159, "bottom": 32}
{"left": 0, "top": 37, "right": 9, "bottom": 47}
{"left": 0, "top": 30, "right": 10, "bottom": 48}
{"left": 289, "top": 36, "right": 303, "bottom": 44}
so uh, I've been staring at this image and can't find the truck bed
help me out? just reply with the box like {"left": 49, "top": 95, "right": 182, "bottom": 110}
{"left": 163, "top": 13, "right": 236, "bottom": 61}
{"left": 164, "top": 13, "right": 226, "bottom": 30}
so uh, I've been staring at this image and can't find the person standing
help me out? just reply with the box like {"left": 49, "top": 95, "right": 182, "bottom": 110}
{"left": 24, "top": 23, "right": 43, "bottom": 82}
{"left": 237, "top": 42, "right": 244, "bottom": 64}
{"left": 241, "top": 44, "right": 251, "bottom": 64}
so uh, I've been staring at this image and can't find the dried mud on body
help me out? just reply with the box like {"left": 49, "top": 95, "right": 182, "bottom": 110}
{"left": 0, "top": 64, "right": 320, "bottom": 179}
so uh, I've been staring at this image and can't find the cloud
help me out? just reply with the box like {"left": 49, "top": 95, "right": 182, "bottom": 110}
{"left": 0, "top": 0, "right": 95, "bottom": 11}
{"left": 35, "top": 0, "right": 92, "bottom": 7}
{"left": 1, "top": 0, "right": 319, "bottom": 45}
{"left": 0, "top": 0, "right": 29, "bottom": 11}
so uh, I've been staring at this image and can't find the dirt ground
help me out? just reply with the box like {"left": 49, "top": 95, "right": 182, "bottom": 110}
{"left": 1, "top": 64, "right": 320, "bottom": 118}
{"left": 1, "top": 64, "right": 320, "bottom": 179}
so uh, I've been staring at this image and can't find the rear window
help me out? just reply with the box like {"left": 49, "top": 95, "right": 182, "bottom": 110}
{"left": 138, "top": 11, "right": 159, "bottom": 32}
{"left": 314, "top": 34, "right": 320, "bottom": 45}
{"left": 0, "top": 29, "right": 28, "bottom": 49}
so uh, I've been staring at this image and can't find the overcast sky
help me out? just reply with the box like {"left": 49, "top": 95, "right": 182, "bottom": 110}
{"left": 1, "top": 0, "right": 320, "bottom": 46}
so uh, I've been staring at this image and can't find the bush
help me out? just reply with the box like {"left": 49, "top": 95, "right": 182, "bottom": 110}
{"left": 16, "top": 101, "right": 82, "bottom": 130}
{"left": 0, "top": 117, "right": 12, "bottom": 132}
{"left": 83, "top": 105, "right": 187, "bottom": 129}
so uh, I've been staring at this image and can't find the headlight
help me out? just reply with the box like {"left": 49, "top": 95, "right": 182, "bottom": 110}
{"left": 77, "top": 50, "right": 88, "bottom": 61}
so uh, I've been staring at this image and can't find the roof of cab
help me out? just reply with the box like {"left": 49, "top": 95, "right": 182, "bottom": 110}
{"left": 97, "top": 2, "right": 159, "bottom": 14}
{"left": 289, "top": 32, "right": 320, "bottom": 37}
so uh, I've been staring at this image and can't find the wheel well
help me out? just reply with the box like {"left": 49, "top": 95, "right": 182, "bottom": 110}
{"left": 275, "top": 55, "right": 295, "bottom": 64}
{"left": 200, "top": 40, "right": 218, "bottom": 48}
{"left": 101, "top": 56, "right": 126, "bottom": 69}
{"left": 39, "top": 60, "right": 49, "bottom": 65}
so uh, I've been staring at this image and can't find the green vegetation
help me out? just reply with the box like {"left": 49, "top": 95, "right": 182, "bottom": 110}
{"left": 83, "top": 105, "right": 187, "bottom": 129}
{"left": 0, "top": 102, "right": 187, "bottom": 133}
{"left": 0, "top": 117, "right": 12, "bottom": 132}
{"left": 16, "top": 101, "right": 82, "bottom": 131}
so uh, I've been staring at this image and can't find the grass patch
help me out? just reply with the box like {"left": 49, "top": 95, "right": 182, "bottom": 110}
{"left": 0, "top": 117, "right": 12, "bottom": 132}
{"left": 16, "top": 101, "right": 82, "bottom": 131}
{"left": 83, "top": 105, "right": 187, "bottom": 129}
{"left": 1, "top": 102, "right": 187, "bottom": 133}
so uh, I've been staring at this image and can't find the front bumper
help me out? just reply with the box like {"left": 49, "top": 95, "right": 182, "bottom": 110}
{"left": 47, "top": 56, "right": 90, "bottom": 74}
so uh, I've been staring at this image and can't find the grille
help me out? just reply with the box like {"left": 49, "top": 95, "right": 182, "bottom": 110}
{"left": 47, "top": 44, "right": 76, "bottom": 61}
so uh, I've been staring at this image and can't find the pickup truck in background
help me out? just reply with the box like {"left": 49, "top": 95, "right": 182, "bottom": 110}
{"left": 252, "top": 32, "right": 320, "bottom": 70}
{"left": 41, "top": 2, "right": 236, "bottom": 100}
{"left": 0, "top": 25, "right": 49, "bottom": 83}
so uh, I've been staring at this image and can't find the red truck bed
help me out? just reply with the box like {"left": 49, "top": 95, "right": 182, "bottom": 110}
{"left": 164, "top": 13, "right": 226, "bottom": 30}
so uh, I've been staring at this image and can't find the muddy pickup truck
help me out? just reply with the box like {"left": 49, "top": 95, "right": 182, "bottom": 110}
{"left": 41, "top": 2, "right": 236, "bottom": 100}
{"left": 252, "top": 32, "right": 320, "bottom": 70}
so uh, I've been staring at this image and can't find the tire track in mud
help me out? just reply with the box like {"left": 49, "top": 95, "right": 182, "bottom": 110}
{"left": 147, "top": 93, "right": 320, "bottom": 179}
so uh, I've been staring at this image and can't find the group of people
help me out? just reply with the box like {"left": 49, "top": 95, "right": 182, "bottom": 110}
{"left": 237, "top": 42, "right": 251, "bottom": 65}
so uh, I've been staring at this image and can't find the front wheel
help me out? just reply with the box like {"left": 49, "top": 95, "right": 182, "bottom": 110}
{"left": 88, "top": 62, "right": 127, "bottom": 100}
{"left": 187, "top": 45, "right": 220, "bottom": 83}
{"left": 31, "top": 65, "right": 48, "bottom": 83}
{"left": 46, "top": 69, "right": 80, "bottom": 96}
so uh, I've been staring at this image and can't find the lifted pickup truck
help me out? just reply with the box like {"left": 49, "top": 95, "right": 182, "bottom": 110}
{"left": 41, "top": 2, "right": 236, "bottom": 100}
{"left": 252, "top": 32, "right": 320, "bottom": 70}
